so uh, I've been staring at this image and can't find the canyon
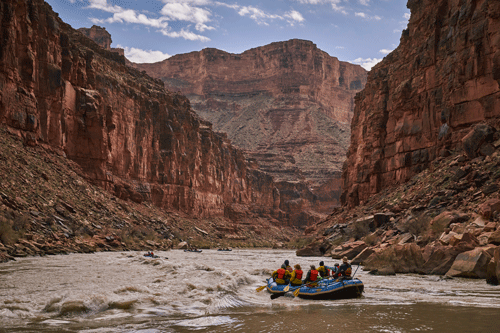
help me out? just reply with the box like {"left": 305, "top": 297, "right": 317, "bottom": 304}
{"left": 342, "top": 0, "right": 500, "bottom": 207}
{"left": 0, "top": 0, "right": 304, "bottom": 261}
{"left": 298, "top": 0, "right": 500, "bottom": 285}
{"left": 133, "top": 40, "right": 367, "bottom": 223}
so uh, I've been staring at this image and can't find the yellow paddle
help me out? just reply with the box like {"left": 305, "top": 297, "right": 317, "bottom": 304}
{"left": 256, "top": 285, "right": 267, "bottom": 292}
{"left": 283, "top": 284, "right": 290, "bottom": 292}
{"left": 293, "top": 286, "right": 301, "bottom": 297}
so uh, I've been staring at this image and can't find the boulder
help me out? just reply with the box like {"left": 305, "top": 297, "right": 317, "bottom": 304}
{"left": 331, "top": 240, "right": 367, "bottom": 259}
{"left": 363, "top": 243, "right": 424, "bottom": 274}
{"left": 484, "top": 222, "right": 498, "bottom": 232}
{"left": 429, "top": 211, "right": 469, "bottom": 237}
{"left": 439, "top": 231, "right": 459, "bottom": 245}
{"left": 368, "top": 267, "right": 396, "bottom": 276}
{"left": 488, "top": 229, "right": 500, "bottom": 245}
{"left": 176, "top": 241, "right": 189, "bottom": 249}
{"left": 446, "top": 248, "right": 492, "bottom": 279}
{"left": 479, "top": 199, "right": 500, "bottom": 219}
{"left": 486, "top": 247, "right": 500, "bottom": 285}
{"left": 421, "top": 236, "right": 477, "bottom": 275}
{"left": 296, "top": 240, "right": 331, "bottom": 257}
{"left": 373, "top": 212, "right": 394, "bottom": 226}
{"left": 351, "top": 247, "right": 376, "bottom": 265}
{"left": 462, "top": 123, "right": 496, "bottom": 159}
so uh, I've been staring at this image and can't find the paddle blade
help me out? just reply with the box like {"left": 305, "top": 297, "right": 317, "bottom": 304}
{"left": 270, "top": 293, "right": 284, "bottom": 300}
{"left": 293, "top": 287, "right": 301, "bottom": 297}
{"left": 256, "top": 285, "right": 266, "bottom": 292}
{"left": 283, "top": 285, "right": 290, "bottom": 292}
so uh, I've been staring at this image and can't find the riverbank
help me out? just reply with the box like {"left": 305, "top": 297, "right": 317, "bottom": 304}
{"left": 0, "top": 128, "right": 301, "bottom": 263}
{"left": 297, "top": 125, "right": 500, "bottom": 285}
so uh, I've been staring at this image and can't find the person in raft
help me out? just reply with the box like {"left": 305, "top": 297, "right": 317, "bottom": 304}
{"left": 290, "top": 264, "right": 303, "bottom": 286}
{"left": 304, "top": 265, "right": 320, "bottom": 284}
{"left": 317, "top": 261, "right": 331, "bottom": 278}
{"left": 283, "top": 260, "right": 293, "bottom": 273}
{"left": 272, "top": 264, "right": 292, "bottom": 285}
{"left": 338, "top": 256, "right": 352, "bottom": 279}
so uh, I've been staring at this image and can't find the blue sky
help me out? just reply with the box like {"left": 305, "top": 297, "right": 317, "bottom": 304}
{"left": 47, "top": 0, "right": 410, "bottom": 70}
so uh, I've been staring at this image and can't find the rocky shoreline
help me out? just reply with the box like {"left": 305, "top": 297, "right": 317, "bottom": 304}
{"left": 297, "top": 124, "right": 500, "bottom": 285}
{"left": 0, "top": 127, "right": 300, "bottom": 263}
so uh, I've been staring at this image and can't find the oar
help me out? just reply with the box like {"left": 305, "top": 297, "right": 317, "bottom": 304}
{"left": 256, "top": 285, "right": 267, "bottom": 292}
{"left": 352, "top": 264, "right": 360, "bottom": 278}
{"left": 283, "top": 284, "right": 290, "bottom": 292}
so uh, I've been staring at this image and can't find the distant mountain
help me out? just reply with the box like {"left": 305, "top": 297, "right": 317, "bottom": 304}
{"left": 133, "top": 40, "right": 367, "bottom": 223}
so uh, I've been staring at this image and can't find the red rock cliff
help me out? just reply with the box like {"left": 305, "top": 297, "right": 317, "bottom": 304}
{"left": 342, "top": 0, "right": 500, "bottom": 207}
{"left": 134, "top": 40, "right": 367, "bottom": 219}
{"left": 0, "top": 0, "right": 281, "bottom": 221}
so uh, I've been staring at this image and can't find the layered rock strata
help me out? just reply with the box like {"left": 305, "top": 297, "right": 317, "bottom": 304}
{"left": 342, "top": 0, "right": 500, "bottom": 207}
{"left": 134, "top": 40, "right": 367, "bottom": 219}
{"left": 0, "top": 0, "right": 282, "bottom": 222}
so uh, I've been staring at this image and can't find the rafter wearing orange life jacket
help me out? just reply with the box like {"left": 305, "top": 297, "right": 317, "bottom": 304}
{"left": 272, "top": 265, "right": 291, "bottom": 285}
{"left": 290, "top": 266, "right": 303, "bottom": 286}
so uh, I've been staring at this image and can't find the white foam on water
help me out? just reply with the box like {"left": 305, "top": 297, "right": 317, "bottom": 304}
{"left": 174, "top": 315, "right": 237, "bottom": 329}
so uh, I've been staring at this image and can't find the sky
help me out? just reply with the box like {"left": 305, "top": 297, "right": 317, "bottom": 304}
{"left": 46, "top": 0, "right": 411, "bottom": 70}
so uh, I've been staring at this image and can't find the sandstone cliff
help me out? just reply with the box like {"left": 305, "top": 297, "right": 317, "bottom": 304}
{"left": 0, "top": 0, "right": 283, "bottom": 224}
{"left": 133, "top": 40, "right": 367, "bottom": 221}
{"left": 342, "top": 0, "right": 500, "bottom": 207}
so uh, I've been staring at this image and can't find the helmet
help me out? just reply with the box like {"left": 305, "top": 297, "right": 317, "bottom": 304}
{"left": 335, "top": 263, "right": 339, "bottom": 266}
{"left": 319, "top": 261, "right": 324, "bottom": 266}
{"left": 342, "top": 256, "right": 348, "bottom": 263}
{"left": 284, "top": 260, "right": 289, "bottom": 266}
{"left": 281, "top": 264, "right": 286, "bottom": 269}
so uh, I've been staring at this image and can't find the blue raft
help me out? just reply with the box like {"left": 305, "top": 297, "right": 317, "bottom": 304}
{"left": 267, "top": 277, "right": 364, "bottom": 300}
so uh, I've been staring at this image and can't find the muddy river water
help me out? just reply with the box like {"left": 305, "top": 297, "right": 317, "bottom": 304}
{"left": 1, "top": 249, "right": 499, "bottom": 332}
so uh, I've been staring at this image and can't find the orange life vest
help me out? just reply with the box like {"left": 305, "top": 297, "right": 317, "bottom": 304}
{"left": 277, "top": 268, "right": 286, "bottom": 279}
{"left": 309, "top": 269, "right": 318, "bottom": 281}
{"left": 295, "top": 270, "right": 303, "bottom": 280}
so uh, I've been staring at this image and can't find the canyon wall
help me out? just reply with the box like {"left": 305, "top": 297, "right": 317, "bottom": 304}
{"left": 0, "top": 0, "right": 282, "bottom": 221}
{"left": 134, "top": 40, "right": 367, "bottom": 219}
{"left": 342, "top": 0, "right": 500, "bottom": 207}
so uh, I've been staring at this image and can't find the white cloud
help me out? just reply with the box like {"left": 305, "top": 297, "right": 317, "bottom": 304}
{"left": 160, "top": 2, "right": 214, "bottom": 31}
{"left": 379, "top": 49, "right": 392, "bottom": 55}
{"left": 163, "top": 0, "right": 213, "bottom": 5}
{"left": 404, "top": 13, "right": 411, "bottom": 20}
{"left": 359, "top": 0, "right": 370, "bottom": 6}
{"left": 105, "top": 9, "right": 169, "bottom": 28}
{"left": 355, "top": 12, "right": 366, "bottom": 18}
{"left": 352, "top": 57, "right": 382, "bottom": 71}
{"left": 293, "top": 0, "right": 347, "bottom": 14}
{"left": 285, "top": 10, "right": 305, "bottom": 25}
{"left": 335, "top": 46, "right": 345, "bottom": 49}
{"left": 87, "top": 0, "right": 122, "bottom": 13}
{"left": 237, "top": 6, "right": 283, "bottom": 25}
{"left": 160, "top": 28, "right": 211, "bottom": 42}
{"left": 119, "top": 45, "right": 171, "bottom": 63}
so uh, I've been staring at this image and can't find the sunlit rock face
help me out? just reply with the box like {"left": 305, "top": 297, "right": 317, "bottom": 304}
{"left": 0, "top": 0, "right": 282, "bottom": 221}
{"left": 342, "top": 0, "right": 500, "bottom": 207}
{"left": 133, "top": 39, "right": 367, "bottom": 221}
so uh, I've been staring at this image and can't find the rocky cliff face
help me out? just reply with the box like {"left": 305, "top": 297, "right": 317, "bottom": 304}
{"left": 133, "top": 40, "right": 367, "bottom": 221}
{"left": 342, "top": 0, "right": 500, "bottom": 207}
{"left": 0, "top": 0, "right": 282, "bottom": 222}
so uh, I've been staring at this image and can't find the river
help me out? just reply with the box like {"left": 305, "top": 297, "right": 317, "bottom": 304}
{"left": 1, "top": 249, "right": 499, "bottom": 332}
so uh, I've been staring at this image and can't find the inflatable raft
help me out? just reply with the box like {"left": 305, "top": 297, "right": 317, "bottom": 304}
{"left": 184, "top": 249, "right": 202, "bottom": 253}
{"left": 267, "top": 277, "right": 363, "bottom": 300}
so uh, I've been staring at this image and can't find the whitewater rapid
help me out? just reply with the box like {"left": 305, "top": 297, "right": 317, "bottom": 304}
{"left": 1, "top": 249, "right": 500, "bottom": 332}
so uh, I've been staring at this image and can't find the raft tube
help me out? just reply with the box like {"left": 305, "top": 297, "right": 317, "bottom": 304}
{"left": 267, "top": 277, "right": 364, "bottom": 300}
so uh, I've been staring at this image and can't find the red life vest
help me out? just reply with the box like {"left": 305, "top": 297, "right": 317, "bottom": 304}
{"left": 277, "top": 268, "right": 286, "bottom": 279}
{"left": 295, "top": 270, "right": 303, "bottom": 280}
{"left": 309, "top": 269, "right": 319, "bottom": 281}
